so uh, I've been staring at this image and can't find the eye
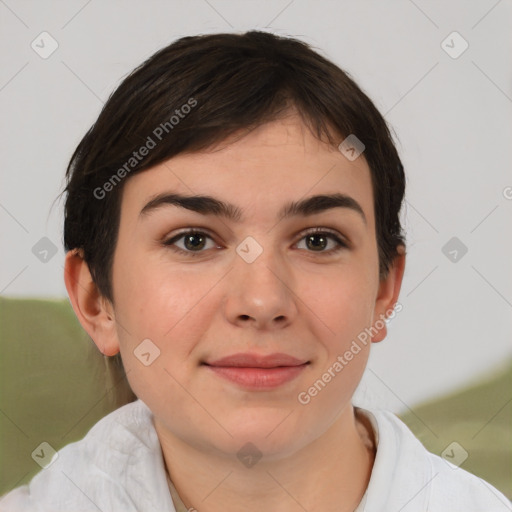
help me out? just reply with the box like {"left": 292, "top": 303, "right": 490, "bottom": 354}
{"left": 163, "top": 230, "right": 218, "bottom": 256}
{"left": 295, "top": 228, "right": 348, "bottom": 254}
{"left": 162, "top": 227, "right": 348, "bottom": 257}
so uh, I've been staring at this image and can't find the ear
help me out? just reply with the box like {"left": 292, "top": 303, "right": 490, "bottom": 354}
{"left": 64, "top": 249, "right": 120, "bottom": 356}
{"left": 371, "top": 245, "right": 406, "bottom": 343}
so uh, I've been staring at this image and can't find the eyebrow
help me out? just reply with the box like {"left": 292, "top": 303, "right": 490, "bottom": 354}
{"left": 139, "top": 192, "right": 367, "bottom": 225}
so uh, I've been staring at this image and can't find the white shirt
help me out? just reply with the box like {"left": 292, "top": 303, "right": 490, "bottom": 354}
{"left": 0, "top": 398, "right": 510, "bottom": 511}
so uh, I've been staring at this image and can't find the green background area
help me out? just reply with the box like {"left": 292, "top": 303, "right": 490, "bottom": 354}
{"left": 399, "top": 361, "right": 511, "bottom": 500}
{"left": 1, "top": 297, "right": 510, "bottom": 499}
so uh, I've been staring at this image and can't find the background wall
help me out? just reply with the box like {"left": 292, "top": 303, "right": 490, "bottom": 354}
{"left": 1, "top": 0, "right": 511, "bottom": 416}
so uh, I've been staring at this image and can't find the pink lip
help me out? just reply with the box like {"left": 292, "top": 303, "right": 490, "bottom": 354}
{"left": 204, "top": 353, "right": 309, "bottom": 390}
{"left": 207, "top": 352, "right": 307, "bottom": 368}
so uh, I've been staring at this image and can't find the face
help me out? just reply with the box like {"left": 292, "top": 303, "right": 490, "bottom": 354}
{"left": 99, "top": 115, "right": 401, "bottom": 459}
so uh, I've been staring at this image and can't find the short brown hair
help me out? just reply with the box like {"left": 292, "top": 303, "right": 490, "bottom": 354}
{"left": 63, "top": 30, "right": 406, "bottom": 305}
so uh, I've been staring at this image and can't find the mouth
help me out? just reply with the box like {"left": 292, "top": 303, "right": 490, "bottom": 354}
{"left": 202, "top": 352, "right": 310, "bottom": 390}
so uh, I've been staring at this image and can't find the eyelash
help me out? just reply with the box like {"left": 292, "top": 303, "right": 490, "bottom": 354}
{"left": 162, "top": 227, "right": 348, "bottom": 257}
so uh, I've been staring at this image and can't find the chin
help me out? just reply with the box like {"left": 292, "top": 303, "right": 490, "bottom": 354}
{"left": 219, "top": 409, "right": 312, "bottom": 455}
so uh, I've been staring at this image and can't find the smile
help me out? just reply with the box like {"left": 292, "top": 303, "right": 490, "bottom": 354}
{"left": 203, "top": 352, "right": 310, "bottom": 390}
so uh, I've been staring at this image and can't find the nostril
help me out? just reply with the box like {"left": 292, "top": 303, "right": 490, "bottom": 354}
{"left": 240, "top": 314, "right": 251, "bottom": 321}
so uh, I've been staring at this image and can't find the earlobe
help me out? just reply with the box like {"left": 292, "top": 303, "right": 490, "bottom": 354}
{"left": 371, "top": 245, "right": 406, "bottom": 343}
{"left": 63, "top": 249, "right": 120, "bottom": 356}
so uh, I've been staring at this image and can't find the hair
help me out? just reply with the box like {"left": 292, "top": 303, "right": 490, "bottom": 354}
{"left": 62, "top": 30, "right": 406, "bottom": 380}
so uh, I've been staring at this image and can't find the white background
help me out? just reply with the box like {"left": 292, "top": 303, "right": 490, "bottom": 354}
{"left": 1, "top": 0, "right": 511, "bottom": 412}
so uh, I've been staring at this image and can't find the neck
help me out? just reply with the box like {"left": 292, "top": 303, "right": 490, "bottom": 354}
{"left": 156, "top": 405, "right": 376, "bottom": 512}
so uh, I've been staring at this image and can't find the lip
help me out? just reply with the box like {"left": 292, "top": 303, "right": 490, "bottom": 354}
{"left": 206, "top": 352, "right": 307, "bottom": 368}
{"left": 203, "top": 352, "right": 309, "bottom": 390}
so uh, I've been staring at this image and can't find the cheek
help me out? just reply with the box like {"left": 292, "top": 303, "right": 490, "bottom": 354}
{"left": 113, "top": 253, "right": 221, "bottom": 348}
{"left": 112, "top": 257, "right": 222, "bottom": 399}
{"left": 297, "top": 263, "right": 376, "bottom": 343}
{"left": 296, "top": 274, "right": 373, "bottom": 412}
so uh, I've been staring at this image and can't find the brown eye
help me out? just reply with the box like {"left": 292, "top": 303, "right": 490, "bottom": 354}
{"left": 296, "top": 229, "right": 347, "bottom": 254}
{"left": 163, "top": 230, "right": 217, "bottom": 255}
{"left": 305, "top": 234, "right": 329, "bottom": 251}
{"left": 183, "top": 233, "right": 207, "bottom": 251}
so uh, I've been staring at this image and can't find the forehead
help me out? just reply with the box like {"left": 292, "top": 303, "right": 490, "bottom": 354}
{"left": 120, "top": 116, "right": 375, "bottom": 227}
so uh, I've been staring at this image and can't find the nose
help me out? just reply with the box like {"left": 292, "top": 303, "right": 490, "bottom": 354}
{"left": 223, "top": 246, "right": 298, "bottom": 331}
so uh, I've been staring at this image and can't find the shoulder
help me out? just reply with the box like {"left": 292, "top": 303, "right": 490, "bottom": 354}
{"left": 0, "top": 399, "right": 174, "bottom": 512}
{"left": 356, "top": 407, "right": 511, "bottom": 511}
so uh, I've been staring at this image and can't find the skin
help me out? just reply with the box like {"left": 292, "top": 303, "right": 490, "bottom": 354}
{"left": 65, "top": 113, "right": 406, "bottom": 512}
